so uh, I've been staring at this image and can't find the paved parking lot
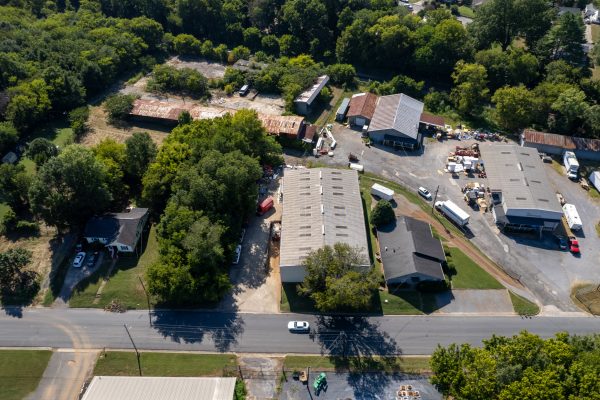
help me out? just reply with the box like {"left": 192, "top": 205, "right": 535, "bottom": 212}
{"left": 280, "top": 371, "right": 441, "bottom": 400}
{"left": 306, "top": 125, "right": 600, "bottom": 313}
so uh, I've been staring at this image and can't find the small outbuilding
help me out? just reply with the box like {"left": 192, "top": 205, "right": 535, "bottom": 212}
{"left": 83, "top": 208, "right": 149, "bottom": 255}
{"left": 377, "top": 216, "right": 446, "bottom": 286}
{"left": 294, "top": 75, "right": 329, "bottom": 116}
{"left": 336, "top": 98, "right": 350, "bottom": 122}
{"left": 521, "top": 129, "right": 600, "bottom": 161}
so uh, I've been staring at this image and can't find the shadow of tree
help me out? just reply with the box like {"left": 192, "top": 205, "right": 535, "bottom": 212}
{"left": 313, "top": 316, "right": 405, "bottom": 398}
{"left": 1, "top": 270, "right": 40, "bottom": 317}
{"left": 151, "top": 310, "right": 244, "bottom": 352}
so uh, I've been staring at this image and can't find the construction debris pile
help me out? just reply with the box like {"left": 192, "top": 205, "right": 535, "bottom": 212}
{"left": 314, "top": 124, "right": 336, "bottom": 157}
{"left": 445, "top": 144, "right": 486, "bottom": 177}
{"left": 462, "top": 182, "right": 489, "bottom": 211}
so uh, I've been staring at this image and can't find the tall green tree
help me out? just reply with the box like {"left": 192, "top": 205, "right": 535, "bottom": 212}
{"left": 0, "top": 164, "right": 31, "bottom": 212}
{"left": 6, "top": 79, "right": 51, "bottom": 132}
{"left": 125, "top": 132, "right": 157, "bottom": 183}
{"left": 26, "top": 138, "right": 58, "bottom": 167}
{"left": 0, "top": 122, "right": 19, "bottom": 155}
{"left": 29, "top": 145, "right": 112, "bottom": 229}
{"left": 492, "top": 86, "right": 539, "bottom": 132}
{"left": 370, "top": 200, "right": 395, "bottom": 227}
{"left": 299, "top": 243, "right": 377, "bottom": 312}
{"left": 541, "top": 13, "right": 586, "bottom": 66}
{"left": 450, "top": 62, "right": 489, "bottom": 116}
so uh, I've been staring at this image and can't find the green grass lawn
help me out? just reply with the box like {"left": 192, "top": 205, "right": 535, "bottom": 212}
{"left": 379, "top": 290, "right": 440, "bottom": 315}
{"left": 458, "top": 6, "right": 475, "bottom": 18}
{"left": 0, "top": 350, "right": 52, "bottom": 400}
{"left": 592, "top": 24, "right": 600, "bottom": 43}
{"left": 94, "top": 352, "right": 237, "bottom": 377}
{"left": 509, "top": 292, "right": 540, "bottom": 316}
{"left": 447, "top": 247, "right": 503, "bottom": 289}
{"left": 69, "top": 226, "right": 159, "bottom": 309}
{"left": 284, "top": 355, "right": 430, "bottom": 373}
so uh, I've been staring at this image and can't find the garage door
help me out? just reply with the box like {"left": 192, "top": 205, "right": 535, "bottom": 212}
{"left": 355, "top": 117, "right": 366, "bottom": 126}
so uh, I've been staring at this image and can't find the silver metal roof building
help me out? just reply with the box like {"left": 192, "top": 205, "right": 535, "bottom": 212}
{"left": 368, "top": 94, "right": 424, "bottom": 150}
{"left": 280, "top": 168, "right": 369, "bottom": 282}
{"left": 81, "top": 376, "right": 236, "bottom": 400}
{"left": 480, "top": 144, "right": 563, "bottom": 231}
{"left": 294, "top": 75, "right": 329, "bottom": 115}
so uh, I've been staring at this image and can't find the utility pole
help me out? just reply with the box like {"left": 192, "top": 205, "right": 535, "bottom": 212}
{"left": 138, "top": 276, "right": 152, "bottom": 327}
{"left": 124, "top": 324, "right": 142, "bottom": 376}
{"left": 431, "top": 185, "right": 440, "bottom": 214}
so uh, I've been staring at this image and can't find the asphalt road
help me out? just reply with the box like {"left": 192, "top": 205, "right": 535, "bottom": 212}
{"left": 1, "top": 308, "right": 599, "bottom": 355}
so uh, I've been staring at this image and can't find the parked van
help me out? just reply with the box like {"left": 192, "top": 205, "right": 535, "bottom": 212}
{"left": 239, "top": 84, "right": 249, "bottom": 96}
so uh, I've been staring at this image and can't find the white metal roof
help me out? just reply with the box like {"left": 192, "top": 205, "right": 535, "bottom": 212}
{"left": 369, "top": 93, "right": 424, "bottom": 139}
{"left": 480, "top": 144, "right": 562, "bottom": 213}
{"left": 280, "top": 168, "right": 369, "bottom": 268}
{"left": 294, "top": 75, "right": 330, "bottom": 106}
{"left": 81, "top": 376, "right": 236, "bottom": 400}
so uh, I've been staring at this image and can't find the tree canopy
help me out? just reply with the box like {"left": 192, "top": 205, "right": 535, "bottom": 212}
{"left": 431, "top": 331, "right": 600, "bottom": 400}
{"left": 299, "top": 243, "right": 378, "bottom": 312}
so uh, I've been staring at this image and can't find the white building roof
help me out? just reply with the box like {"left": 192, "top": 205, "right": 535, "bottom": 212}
{"left": 81, "top": 376, "right": 236, "bottom": 400}
{"left": 480, "top": 144, "right": 562, "bottom": 214}
{"left": 369, "top": 93, "right": 424, "bottom": 140}
{"left": 280, "top": 168, "right": 369, "bottom": 268}
{"left": 294, "top": 75, "right": 329, "bottom": 106}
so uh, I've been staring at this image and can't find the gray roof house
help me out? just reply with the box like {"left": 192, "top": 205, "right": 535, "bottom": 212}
{"left": 377, "top": 216, "right": 446, "bottom": 285}
{"left": 480, "top": 144, "right": 563, "bottom": 233}
{"left": 368, "top": 94, "right": 425, "bottom": 150}
{"left": 279, "top": 168, "right": 369, "bottom": 282}
{"left": 294, "top": 75, "right": 329, "bottom": 116}
{"left": 83, "top": 208, "right": 149, "bottom": 254}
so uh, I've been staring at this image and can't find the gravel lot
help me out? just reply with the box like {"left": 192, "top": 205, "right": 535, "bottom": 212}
{"left": 309, "top": 124, "right": 600, "bottom": 313}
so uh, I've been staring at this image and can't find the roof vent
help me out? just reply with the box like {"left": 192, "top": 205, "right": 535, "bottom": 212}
{"left": 322, "top": 225, "right": 325, "bottom": 235}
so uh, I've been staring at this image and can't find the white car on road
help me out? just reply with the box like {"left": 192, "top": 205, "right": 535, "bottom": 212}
{"left": 232, "top": 245, "right": 242, "bottom": 265}
{"left": 72, "top": 252, "right": 86, "bottom": 268}
{"left": 288, "top": 321, "right": 310, "bottom": 333}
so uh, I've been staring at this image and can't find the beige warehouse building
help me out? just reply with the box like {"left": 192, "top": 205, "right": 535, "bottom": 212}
{"left": 279, "top": 168, "right": 370, "bottom": 282}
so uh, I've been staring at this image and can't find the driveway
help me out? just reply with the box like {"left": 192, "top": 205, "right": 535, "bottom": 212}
{"left": 53, "top": 252, "right": 104, "bottom": 307}
{"left": 25, "top": 349, "right": 98, "bottom": 400}
{"left": 280, "top": 371, "right": 441, "bottom": 400}
{"left": 435, "top": 289, "right": 514, "bottom": 314}
{"left": 218, "top": 178, "right": 282, "bottom": 313}
{"left": 305, "top": 125, "right": 597, "bottom": 312}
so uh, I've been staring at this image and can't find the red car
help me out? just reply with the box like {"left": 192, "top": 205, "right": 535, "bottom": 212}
{"left": 568, "top": 237, "right": 580, "bottom": 254}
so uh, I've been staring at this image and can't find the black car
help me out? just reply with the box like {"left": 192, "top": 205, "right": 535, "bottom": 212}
{"left": 87, "top": 252, "right": 99, "bottom": 267}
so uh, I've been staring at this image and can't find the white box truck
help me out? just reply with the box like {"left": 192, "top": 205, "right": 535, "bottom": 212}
{"left": 563, "top": 151, "right": 579, "bottom": 180}
{"left": 562, "top": 203, "right": 582, "bottom": 231}
{"left": 371, "top": 183, "right": 394, "bottom": 201}
{"left": 589, "top": 171, "right": 600, "bottom": 192}
{"left": 435, "top": 200, "right": 470, "bottom": 227}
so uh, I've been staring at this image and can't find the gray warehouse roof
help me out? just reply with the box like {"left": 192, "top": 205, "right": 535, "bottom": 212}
{"left": 81, "top": 376, "right": 236, "bottom": 400}
{"left": 480, "top": 144, "right": 562, "bottom": 213}
{"left": 280, "top": 168, "right": 369, "bottom": 268}
{"left": 377, "top": 216, "right": 445, "bottom": 283}
{"left": 369, "top": 94, "right": 424, "bottom": 139}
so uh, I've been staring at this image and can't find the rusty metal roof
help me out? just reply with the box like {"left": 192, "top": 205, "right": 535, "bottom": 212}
{"left": 257, "top": 114, "right": 304, "bottom": 136}
{"left": 419, "top": 112, "right": 445, "bottom": 128}
{"left": 522, "top": 129, "right": 600, "bottom": 152}
{"left": 347, "top": 92, "right": 378, "bottom": 120}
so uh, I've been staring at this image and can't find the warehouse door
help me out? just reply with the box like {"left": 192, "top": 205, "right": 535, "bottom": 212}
{"left": 355, "top": 117, "right": 366, "bottom": 126}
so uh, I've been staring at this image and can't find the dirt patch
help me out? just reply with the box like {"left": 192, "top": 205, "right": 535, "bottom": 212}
{"left": 82, "top": 106, "right": 169, "bottom": 147}
{"left": 572, "top": 283, "right": 600, "bottom": 314}
{"left": 166, "top": 56, "right": 226, "bottom": 79}
{"left": 393, "top": 194, "right": 526, "bottom": 293}
{"left": 209, "top": 91, "right": 285, "bottom": 115}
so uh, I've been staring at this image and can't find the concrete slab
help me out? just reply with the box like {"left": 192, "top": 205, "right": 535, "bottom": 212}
{"left": 26, "top": 350, "right": 98, "bottom": 400}
{"left": 435, "top": 289, "right": 514, "bottom": 314}
{"left": 53, "top": 252, "right": 105, "bottom": 308}
{"left": 239, "top": 356, "right": 282, "bottom": 400}
{"left": 280, "top": 372, "right": 441, "bottom": 400}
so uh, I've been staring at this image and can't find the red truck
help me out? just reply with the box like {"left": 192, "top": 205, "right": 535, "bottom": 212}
{"left": 257, "top": 197, "right": 274, "bottom": 215}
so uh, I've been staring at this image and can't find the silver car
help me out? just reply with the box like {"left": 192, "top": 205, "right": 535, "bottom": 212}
{"left": 72, "top": 252, "right": 86, "bottom": 268}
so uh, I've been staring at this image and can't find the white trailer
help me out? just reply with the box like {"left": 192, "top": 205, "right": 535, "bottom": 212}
{"left": 370, "top": 183, "right": 394, "bottom": 201}
{"left": 349, "top": 163, "right": 364, "bottom": 172}
{"left": 589, "top": 171, "right": 600, "bottom": 192}
{"left": 562, "top": 203, "right": 582, "bottom": 231}
{"left": 563, "top": 151, "right": 580, "bottom": 180}
{"left": 435, "top": 200, "right": 470, "bottom": 227}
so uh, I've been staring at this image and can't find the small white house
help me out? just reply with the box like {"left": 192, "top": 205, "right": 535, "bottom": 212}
{"left": 83, "top": 208, "right": 149, "bottom": 254}
{"left": 584, "top": 4, "right": 599, "bottom": 23}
